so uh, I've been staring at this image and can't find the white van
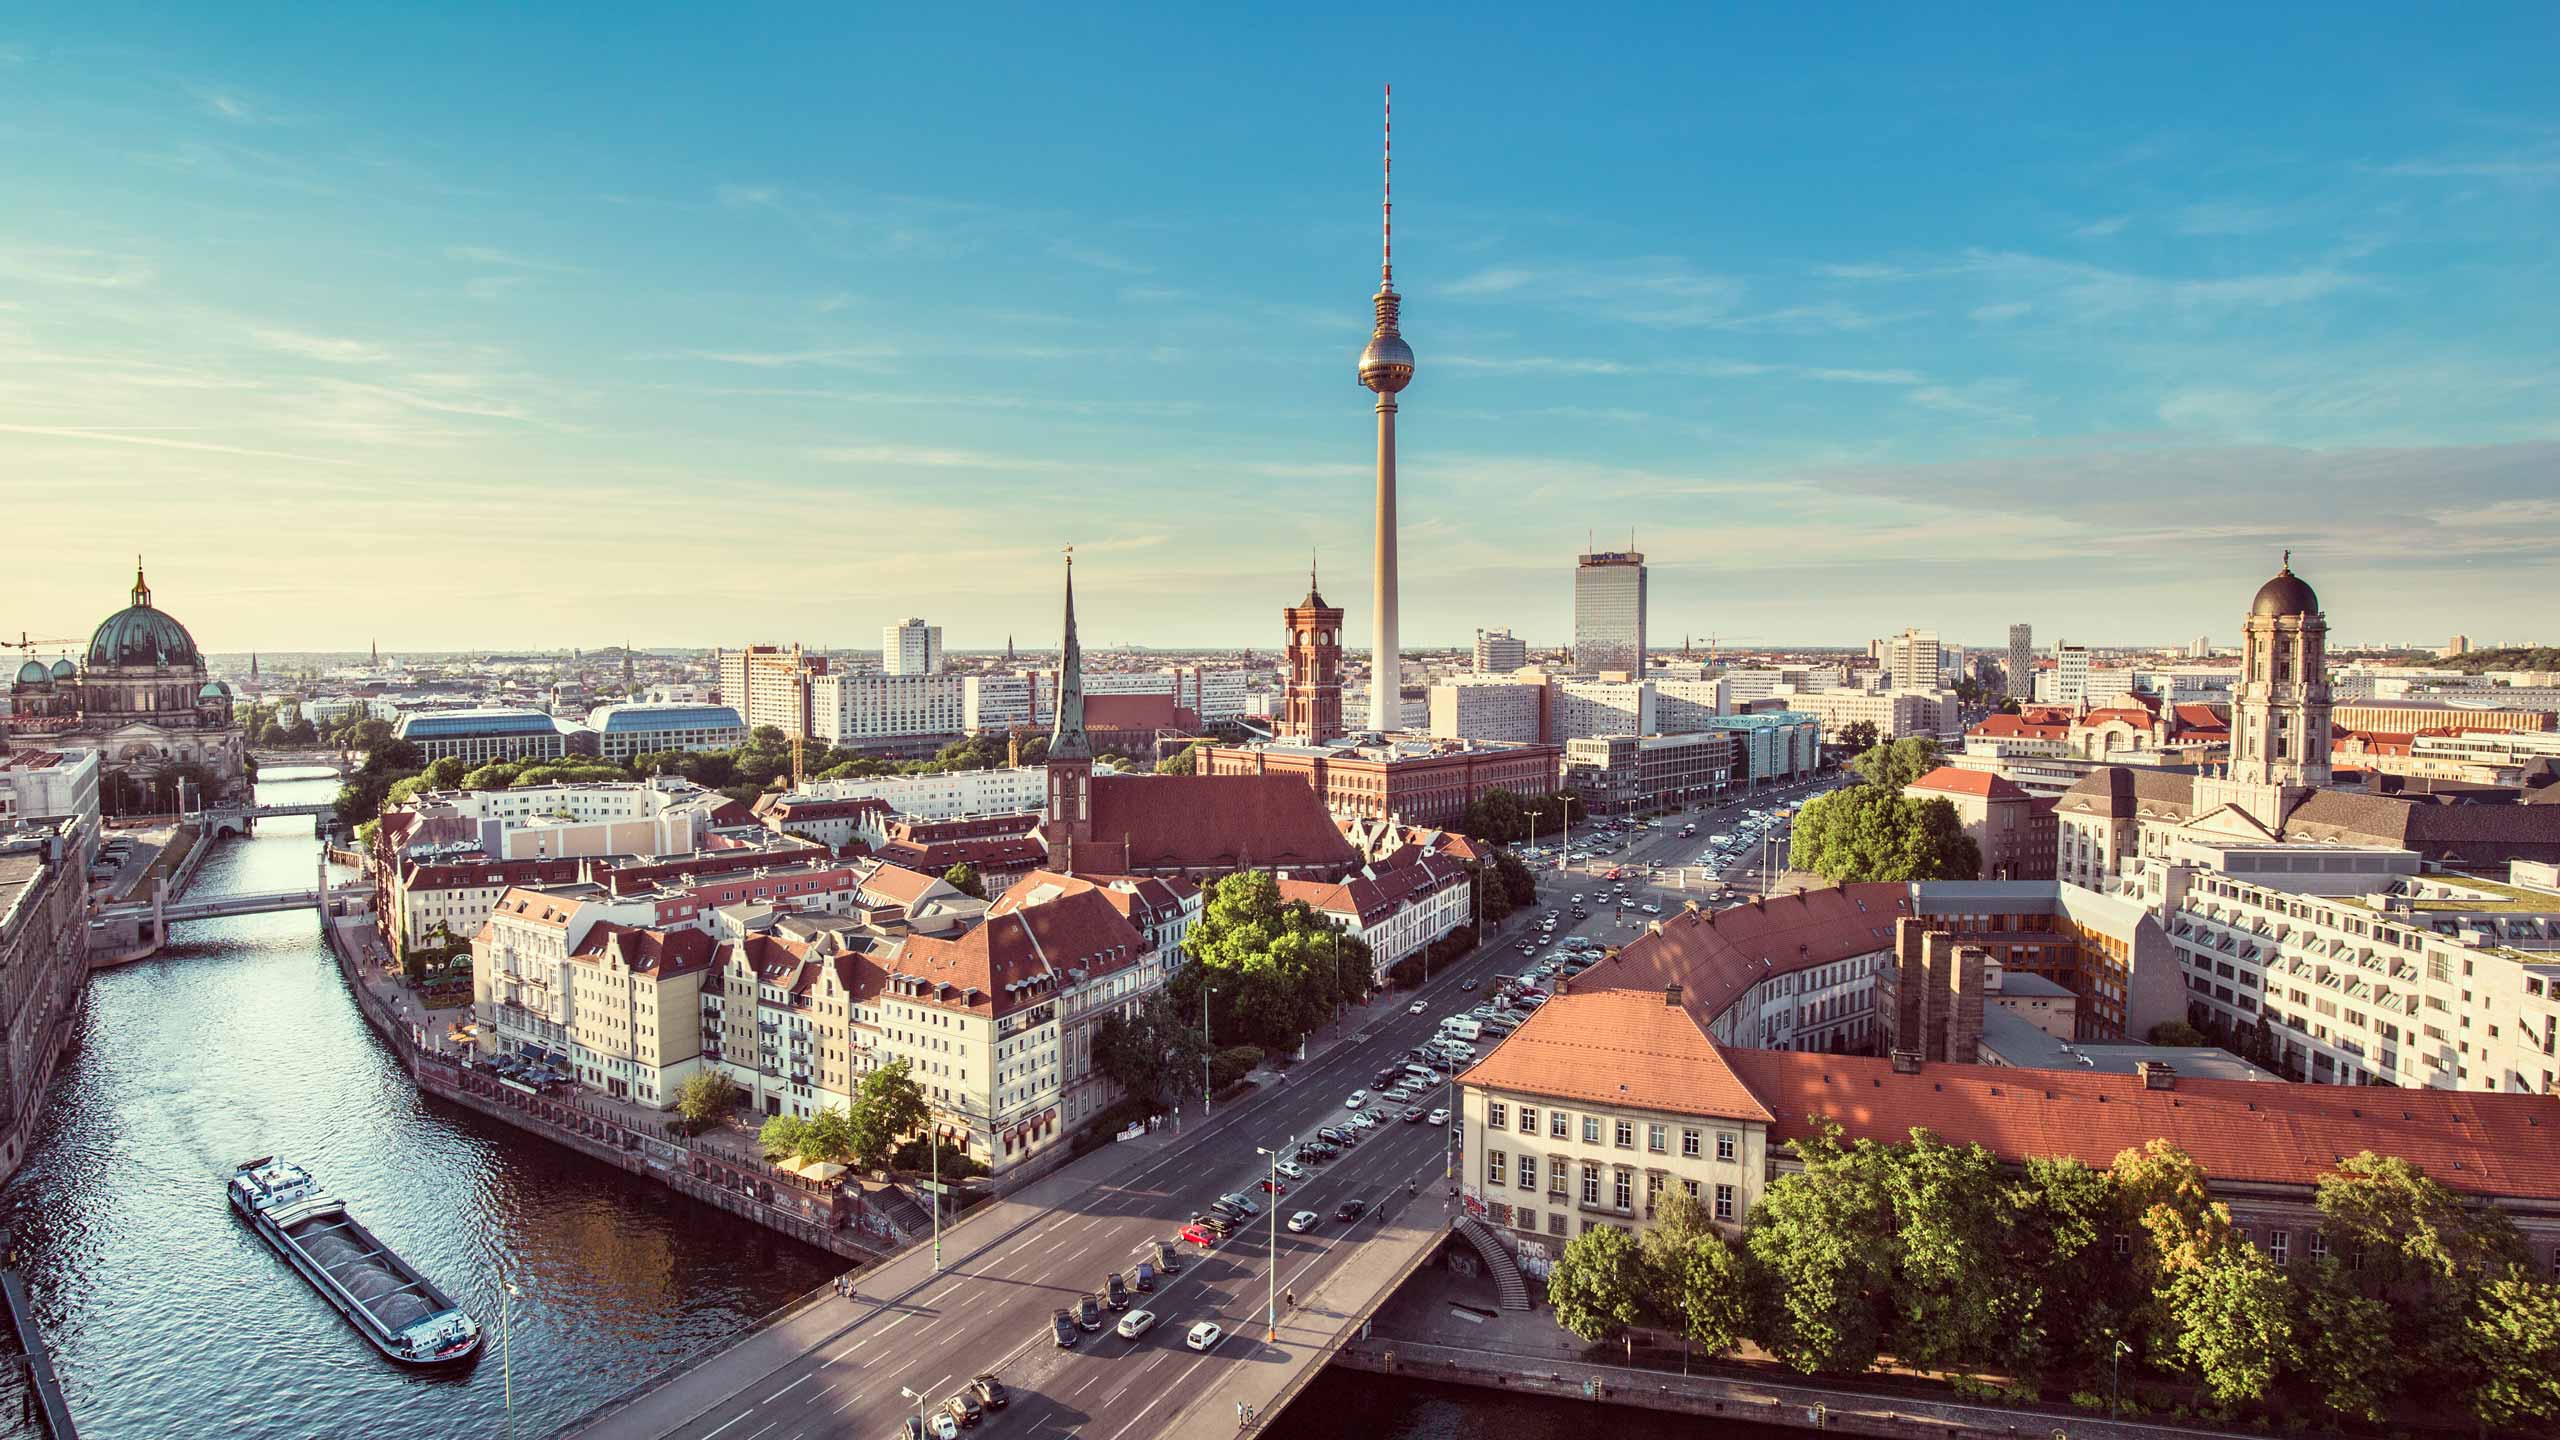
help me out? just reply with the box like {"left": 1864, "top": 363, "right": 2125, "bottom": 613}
{"left": 1439, "top": 1016, "right": 1483, "bottom": 1041}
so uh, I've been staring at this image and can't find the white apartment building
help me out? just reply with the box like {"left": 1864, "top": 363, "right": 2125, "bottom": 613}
{"left": 1474, "top": 627, "right": 1528, "bottom": 673}
{"left": 1885, "top": 628, "right": 1941, "bottom": 691}
{"left": 793, "top": 767, "right": 1049, "bottom": 821}
{"left": 2049, "top": 644, "right": 2092, "bottom": 708}
{"left": 1552, "top": 679, "right": 1654, "bottom": 740}
{"left": 1427, "top": 676, "right": 1547, "bottom": 744}
{"left": 1776, "top": 687, "right": 1958, "bottom": 743}
{"left": 813, "top": 672, "right": 966, "bottom": 747}
{"left": 1654, "top": 678, "right": 1726, "bottom": 732}
{"left": 883, "top": 618, "right": 945, "bottom": 676}
{"left": 2140, "top": 845, "right": 2560, "bottom": 1095}
{"left": 964, "top": 674, "right": 1034, "bottom": 733}
{"left": 718, "top": 645, "right": 825, "bottom": 740}
{"left": 0, "top": 749, "right": 101, "bottom": 870}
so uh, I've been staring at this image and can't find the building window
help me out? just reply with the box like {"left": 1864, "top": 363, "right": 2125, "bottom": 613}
{"left": 1682, "top": 1128, "right": 1702, "bottom": 1158}
{"left": 2309, "top": 1232, "right": 2329, "bottom": 1263}
{"left": 1714, "top": 1183, "right": 1735, "bottom": 1222}
{"left": 1644, "top": 1172, "right": 1663, "bottom": 1215}
{"left": 1549, "top": 1110, "right": 1570, "bottom": 1140}
{"left": 1647, "top": 1123, "right": 1668, "bottom": 1154}
{"left": 1581, "top": 1165, "right": 1601, "bottom": 1207}
{"left": 1612, "top": 1171, "right": 1633, "bottom": 1212}
{"left": 1519, "top": 1155, "right": 1537, "bottom": 1191}
{"left": 1549, "top": 1211, "right": 1567, "bottom": 1237}
{"left": 2270, "top": 1230, "right": 2289, "bottom": 1266}
{"left": 1716, "top": 1130, "right": 1737, "bottom": 1162}
{"left": 1614, "top": 1120, "right": 1634, "bottom": 1149}
{"left": 1487, "top": 1102, "right": 1506, "bottom": 1129}
{"left": 1487, "top": 1151, "right": 1506, "bottom": 1186}
{"left": 1519, "top": 1106, "right": 1538, "bottom": 1135}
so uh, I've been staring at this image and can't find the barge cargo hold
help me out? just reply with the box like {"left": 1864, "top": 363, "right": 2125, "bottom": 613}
{"left": 228, "top": 1157, "right": 482, "bottom": 1366}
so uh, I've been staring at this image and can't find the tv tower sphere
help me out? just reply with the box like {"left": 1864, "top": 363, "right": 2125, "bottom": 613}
{"left": 1358, "top": 83, "right": 1414, "bottom": 395}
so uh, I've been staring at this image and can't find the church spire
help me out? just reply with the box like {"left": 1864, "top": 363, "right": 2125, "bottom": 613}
{"left": 131, "top": 554, "right": 151, "bottom": 609}
{"left": 1048, "top": 547, "right": 1091, "bottom": 761}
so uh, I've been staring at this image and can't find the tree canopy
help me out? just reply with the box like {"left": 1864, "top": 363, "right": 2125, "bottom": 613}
{"left": 1789, "top": 784, "right": 1981, "bottom": 883}
{"left": 1174, "top": 871, "right": 1370, "bottom": 1051}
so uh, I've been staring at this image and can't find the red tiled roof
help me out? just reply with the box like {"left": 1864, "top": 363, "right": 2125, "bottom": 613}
{"left": 1906, "top": 766, "right": 2028, "bottom": 801}
{"left": 1278, "top": 854, "right": 1469, "bottom": 927}
{"left": 1080, "top": 774, "right": 1361, "bottom": 875}
{"left": 1723, "top": 1049, "right": 2560, "bottom": 1202}
{"left": 1570, "top": 883, "right": 1910, "bottom": 1023}
{"left": 1970, "top": 714, "right": 2067, "bottom": 741}
{"left": 570, "top": 922, "right": 717, "bottom": 978}
{"left": 1458, "top": 990, "right": 1773, "bottom": 1122}
{"left": 892, "top": 887, "right": 1145, "bottom": 1017}
{"left": 2170, "top": 703, "right": 2230, "bottom": 733}
{"left": 875, "top": 836, "right": 1048, "bottom": 872}
{"left": 859, "top": 862, "right": 946, "bottom": 908}
{"left": 2079, "top": 707, "right": 2156, "bottom": 729}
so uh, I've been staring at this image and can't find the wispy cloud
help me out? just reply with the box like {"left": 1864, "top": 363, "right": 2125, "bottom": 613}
{"left": 447, "top": 245, "right": 575, "bottom": 272}
{"left": 1051, "top": 240, "right": 1150, "bottom": 274}
{"left": 2173, "top": 201, "right": 2279, "bottom": 237}
{"left": 807, "top": 443, "right": 1081, "bottom": 470}
{"left": 0, "top": 246, "right": 155, "bottom": 289}
{"left": 1970, "top": 301, "right": 2031, "bottom": 322}
{"left": 2072, "top": 215, "right": 2129, "bottom": 239}
{"left": 0, "top": 423, "right": 351, "bottom": 465}
{"left": 193, "top": 88, "right": 269, "bottom": 123}
{"left": 462, "top": 275, "right": 527, "bottom": 301}
{"left": 252, "top": 328, "right": 391, "bottom": 363}
{"left": 673, "top": 346, "right": 895, "bottom": 370}
{"left": 1442, "top": 257, "right": 1747, "bottom": 327}
{"left": 2375, "top": 146, "right": 2560, "bottom": 186}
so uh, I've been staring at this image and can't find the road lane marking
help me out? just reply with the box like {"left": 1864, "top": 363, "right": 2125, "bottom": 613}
{"left": 699, "top": 1413, "right": 754, "bottom": 1440}
{"left": 763, "top": 1375, "right": 812, "bottom": 1403}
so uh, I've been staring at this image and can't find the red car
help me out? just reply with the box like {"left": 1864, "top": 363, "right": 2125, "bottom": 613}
{"left": 1179, "top": 1224, "right": 1217, "bottom": 1247}
{"left": 1258, "top": 1178, "right": 1288, "bottom": 1195}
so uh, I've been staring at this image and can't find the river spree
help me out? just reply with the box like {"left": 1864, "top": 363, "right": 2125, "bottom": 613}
{"left": 0, "top": 771, "right": 835, "bottom": 1440}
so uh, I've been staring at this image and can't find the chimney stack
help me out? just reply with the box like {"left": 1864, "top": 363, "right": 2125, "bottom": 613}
{"left": 1890, "top": 1049, "right": 1923, "bottom": 1075}
{"left": 1664, "top": 983, "right": 1683, "bottom": 1008}
{"left": 2137, "top": 1060, "right": 2177, "bottom": 1090}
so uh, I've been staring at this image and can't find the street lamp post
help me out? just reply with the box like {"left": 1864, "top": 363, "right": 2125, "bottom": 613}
{"left": 1255, "top": 1138, "right": 1291, "bottom": 1342}
{"left": 2111, "top": 1336, "right": 2130, "bottom": 1419}
{"left": 1201, "top": 985, "right": 1217, "bottom": 1115}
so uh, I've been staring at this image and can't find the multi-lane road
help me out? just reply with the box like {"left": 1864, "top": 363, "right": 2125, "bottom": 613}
{"left": 581, "top": 777, "right": 1839, "bottom": 1440}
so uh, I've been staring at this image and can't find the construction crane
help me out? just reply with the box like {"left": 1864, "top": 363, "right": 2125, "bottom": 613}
{"left": 3, "top": 630, "right": 83, "bottom": 655}
{"left": 1698, "top": 632, "right": 1760, "bottom": 665}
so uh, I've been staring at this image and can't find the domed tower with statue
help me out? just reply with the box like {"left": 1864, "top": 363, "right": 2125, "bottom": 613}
{"left": 5, "top": 560, "right": 248, "bottom": 818}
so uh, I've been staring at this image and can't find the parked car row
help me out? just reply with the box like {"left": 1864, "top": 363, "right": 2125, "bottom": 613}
{"left": 897, "top": 1373, "right": 1012, "bottom": 1438}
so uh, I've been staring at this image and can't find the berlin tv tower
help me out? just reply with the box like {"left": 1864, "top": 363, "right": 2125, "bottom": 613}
{"left": 1357, "top": 84, "right": 1415, "bottom": 734}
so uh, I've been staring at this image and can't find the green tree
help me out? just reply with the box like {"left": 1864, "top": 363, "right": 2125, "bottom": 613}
{"left": 1881, "top": 1129, "right": 2016, "bottom": 1373}
{"left": 1640, "top": 1189, "right": 1751, "bottom": 1360}
{"left": 675, "top": 1069, "right": 739, "bottom": 1132}
{"left": 1155, "top": 741, "right": 1206, "bottom": 775}
{"left": 2112, "top": 1139, "right": 2231, "bottom": 1360}
{"left": 2308, "top": 1152, "right": 2530, "bottom": 1408}
{"left": 1789, "top": 786, "right": 1981, "bottom": 883}
{"left": 1834, "top": 719, "right": 1880, "bottom": 753}
{"left": 1177, "top": 872, "right": 1365, "bottom": 1050}
{"left": 2464, "top": 1275, "right": 2560, "bottom": 1429}
{"left": 2146, "top": 1019, "right": 2208, "bottom": 1047}
{"left": 2165, "top": 1239, "right": 2296, "bottom": 1408}
{"left": 1846, "top": 736, "right": 1943, "bottom": 790}
{"left": 1093, "top": 994, "right": 1208, "bottom": 1108}
{"left": 801, "top": 1105, "right": 860, "bottom": 1165}
{"left": 940, "top": 862, "right": 987, "bottom": 900}
{"left": 849, "top": 1059, "right": 930, "bottom": 1170}
{"left": 2002, "top": 1155, "right": 2135, "bottom": 1386}
{"left": 419, "top": 756, "right": 470, "bottom": 790}
{"left": 1548, "top": 1222, "right": 1650, "bottom": 1349}
{"left": 758, "top": 1113, "right": 811, "bottom": 1161}
{"left": 461, "top": 761, "right": 523, "bottom": 791}
{"left": 1743, "top": 1122, "right": 1897, "bottom": 1374}
{"left": 2294, "top": 1271, "right": 2399, "bottom": 1423}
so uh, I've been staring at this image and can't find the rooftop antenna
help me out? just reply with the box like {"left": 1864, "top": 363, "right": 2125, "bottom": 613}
{"left": 1381, "top": 83, "right": 1393, "bottom": 289}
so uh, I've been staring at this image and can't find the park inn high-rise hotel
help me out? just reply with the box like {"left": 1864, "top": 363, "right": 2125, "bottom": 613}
{"left": 1573, "top": 551, "right": 1648, "bottom": 675}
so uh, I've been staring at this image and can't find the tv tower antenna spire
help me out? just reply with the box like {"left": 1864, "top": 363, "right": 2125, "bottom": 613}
{"left": 1382, "top": 83, "right": 1394, "bottom": 289}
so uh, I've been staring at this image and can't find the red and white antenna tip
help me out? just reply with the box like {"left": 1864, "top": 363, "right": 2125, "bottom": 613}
{"left": 1382, "top": 83, "right": 1394, "bottom": 285}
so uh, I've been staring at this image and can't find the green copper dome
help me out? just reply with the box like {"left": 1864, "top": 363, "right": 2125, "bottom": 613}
{"left": 87, "top": 561, "right": 202, "bottom": 670}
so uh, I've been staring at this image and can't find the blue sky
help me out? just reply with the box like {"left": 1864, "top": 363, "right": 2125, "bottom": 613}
{"left": 4, "top": 5, "right": 2556, "bottom": 655}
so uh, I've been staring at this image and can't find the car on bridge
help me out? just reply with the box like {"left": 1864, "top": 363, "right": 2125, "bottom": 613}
{"left": 1408, "top": 998, "right": 1427, "bottom": 1014}
{"left": 1335, "top": 1197, "right": 1369, "bottom": 1222}
{"left": 1105, "top": 1272, "right": 1130, "bottom": 1310}
{"left": 928, "top": 1414, "right": 961, "bottom": 1440}
{"left": 1052, "top": 1308, "right": 1079, "bottom": 1347}
{"left": 971, "top": 1374, "right": 1009, "bottom": 1410}
{"left": 944, "top": 1390, "right": 982, "bottom": 1428}
{"left": 1077, "top": 1294, "right": 1103, "bottom": 1331}
{"left": 1186, "top": 1320, "right": 1225, "bottom": 1351}
{"left": 1179, "top": 1224, "right": 1217, "bottom": 1247}
{"left": 1286, "top": 1210, "right": 1320, "bottom": 1233}
{"left": 1344, "top": 1089, "right": 1369, "bottom": 1108}
{"left": 1429, "top": 1108, "right": 1450, "bottom": 1125}
{"left": 1116, "top": 1308, "right": 1158, "bottom": 1340}
{"left": 1274, "top": 1159, "right": 1307, "bottom": 1181}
